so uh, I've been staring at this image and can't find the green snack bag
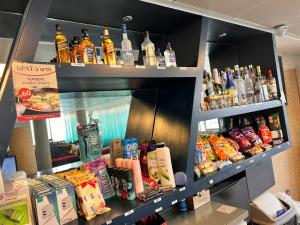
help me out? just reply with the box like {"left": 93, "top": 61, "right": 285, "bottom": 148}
{"left": 268, "top": 113, "right": 283, "bottom": 144}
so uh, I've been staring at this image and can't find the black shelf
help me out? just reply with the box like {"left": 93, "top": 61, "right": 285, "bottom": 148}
{"left": 198, "top": 100, "right": 283, "bottom": 121}
{"left": 56, "top": 64, "right": 199, "bottom": 92}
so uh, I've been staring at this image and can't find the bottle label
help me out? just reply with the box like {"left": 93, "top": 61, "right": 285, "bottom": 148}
{"left": 169, "top": 55, "right": 176, "bottom": 63}
{"left": 268, "top": 80, "right": 278, "bottom": 94}
{"left": 57, "top": 41, "right": 68, "bottom": 50}
{"left": 105, "top": 44, "right": 114, "bottom": 53}
{"left": 76, "top": 54, "right": 83, "bottom": 63}
{"left": 145, "top": 47, "right": 155, "bottom": 57}
{"left": 84, "top": 46, "right": 95, "bottom": 63}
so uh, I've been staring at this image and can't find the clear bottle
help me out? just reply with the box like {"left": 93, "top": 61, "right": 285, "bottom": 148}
{"left": 55, "top": 24, "right": 70, "bottom": 63}
{"left": 249, "top": 64, "right": 257, "bottom": 85}
{"left": 244, "top": 67, "right": 255, "bottom": 104}
{"left": 72, "top": 36, "right": 82, "bottom": 63}
{"left": 164, "top": 42, "right": 177, "bottom": 67}
{"left": 102, "top": 29, "right": 117, "bottom": 65}
{"left": 141, "top": 31, "right": 156, "bottom": 66}
{"left": 234, "top": 65, "right": 247, "bottom": 105}
{"left": 267, "top": 69, "right": 278, "bottom": 100}
{"left": 260, "top": 69, "right": 269, "bottom": 101}
{"left": 226, "top": 70, "right": 238, "bottom": 107}
{"left": 212, "top": 68, "right": 224, "bottom": 108}
{"left": 255, "top": 66, "right": 264, "bottom": 102}
{"left": 156, "top": 48, "right": 166, "bottom": 68}
{"left": 121, "top": 23, "right": 135, "bottom": 65}
{"left": 79, "top": 29, "right": 97, "bottom": 64}
{"left": 116, "top": 50, "right": 124, "bottom": 65}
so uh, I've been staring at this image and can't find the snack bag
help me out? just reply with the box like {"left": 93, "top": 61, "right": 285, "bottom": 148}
{"left": 226, "top": 138, "right": 240, "bottom": 151}
{"left": 201, "top": 135, "right": 217, "bottom": 161}
{"left": 243, "top": 145, "right": 264, "bottom": 155}
{"left": 241, "top": 126, "right": 262, "bottom": 146}
{"left": 228, "top": 128, "right": 252, "bottom": 150}
{"left": 268, "top": 113, "right": 284, "bottom": 145}
{"left": 258, "top": 126, "right": 272, "bottom": 144}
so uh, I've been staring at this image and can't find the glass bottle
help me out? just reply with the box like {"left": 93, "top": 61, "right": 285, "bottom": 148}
{"left": 244, "top": 67, "right": 255, "bottom": 104}
{"left": 116, "top": 50, "right": 124, "bottom": 65}
{"left": 141, "top": 31, "right": 156, "bottom": 66}
{"left": 156, "top": 48, "right": 166, "bottom": 68}
{"left": 164, "top": 42, "right": 177, "bottom": 67}
{"left": 226, "top": 70, "right": 238, "bottom": 107}
{"left": 254, "top": 66, "right": 263, "bottom": 103}
{"left": 249, "top": 64, "right": 256, "bottom": 85}
{"left": 69, "top": 41, "right": 75, "bottom": 63}
{"left": 234, "top": 65, "right": 247, "bottom": 105}
{"left": 55, "top": 24, "right": 70, "bottom": 63}
{"left": 121, "top": 23, "right": 135, "bottom": 66}
{"left": 72, "top": 36, "right": 82, "bottom": 64}
{"left": 79, "top": 29, "right": 97, "bottom": 64}
{"left": 260, "top": 68, "right": 269, "bottom": 101}
{"left": 102, "top": 29, "right": 117, "bottom": 65}
{"left": 267, "top": 69, "right": 278, "bottom": 100}
{"left": 212, "top": 68, "right": 223, "bottom": 108}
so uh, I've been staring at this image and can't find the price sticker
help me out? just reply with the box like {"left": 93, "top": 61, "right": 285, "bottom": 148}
{"left": 124, "top": 209, "right": 134, "bottom": 217}
{"left": 250, "top": 159, "right": 254, "bottom": 164}
{"left": 209, "top": 179, "right": 214, "bottom": 185}
{"left": 136, "top": 65, "right": 146, "bottom": 69}
{"left": 179, "top": 187, "right": 185, "bottom": 192}
{"left": 236, "top": 165, "right": 241, "bottom": 170}
{"left": 71, "top": 63, "right": 85, "bottom": 67}
{"left": 155, "top": 207, "right": 163, "bottom": 213}
{"left": 171, "top": 200, "right": 178, "bottom": 205}
{"left": 17, "top": 88, "right": 32, "bottom": 100}
{"left": 157, "top": 67, "right": 166, "bottom": 70}
{"left": 110, "top": 65, "right": 122, "bottom": 68}
{"left": 154, "top": 197, "right": 161, "bottom": 204}
{"left": 106, "top": 220, "right": 112, "bottom": 224}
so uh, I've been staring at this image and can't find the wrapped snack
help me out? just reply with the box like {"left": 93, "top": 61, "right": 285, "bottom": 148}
{"left": 228, "top": 128, "right": 252, "bottom": 150}
{"left": 209, "top": 135, "right": 244, "bottom": 162}
{"left": 258, "top": 126, "right": 272, "bottom": 145}
{"left": 241, "top": 126, "right": 262, "bottom": 146}
{"left": 243, "top": 145, "right": 264, "bottom": 155}
{"left": 200, "top": 135, "right": 217, "bottom": 161}
{"left": 226, "top": 138, "right": 240, "bottom": 151}
{"left": 214, "top": 160, "right": 233, "bottom": 170}
{"left": 268, "top": 113, "right": 284, "bottom": 145}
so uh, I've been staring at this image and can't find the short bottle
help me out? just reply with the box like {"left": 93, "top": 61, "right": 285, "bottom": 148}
{"left": 72, "top": 36, "right": 82, "bottom": 63}
{"left": 141, "top": 31, "right": 156, "bottom": 66}
{"left": 102, "top": 29, "right": 117, "bottom": 65}
{"left": 116, "top": 50, "right": 124, "bottom": 65}
{"left": 164, "top": 42, "right": 177, "bottom": 67}
{"left": 79, "top": 29, "right": 97, "bottom": 64}
{"left": 156, "top": 48, "right": 166, "bottom": 68}
{"left": 121, "top": 23, "right": 135, "bottom": 66}
{"left": 267, "top": 69, "right": 278, "bottom": 100}
{"left": 55, "top": 24, "right": 70, "bottom": 63}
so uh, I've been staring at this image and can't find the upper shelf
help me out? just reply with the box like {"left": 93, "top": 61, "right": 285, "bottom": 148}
{"left": 56, "top": 64, "right": 199, "bottom": 92}
{"left": 198, "top": 100, "right": 283, "bottom": 121}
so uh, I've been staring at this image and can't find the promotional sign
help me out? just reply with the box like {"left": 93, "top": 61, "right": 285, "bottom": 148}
{"left": 12, "top": 62, "right": 61, "bottom": 121}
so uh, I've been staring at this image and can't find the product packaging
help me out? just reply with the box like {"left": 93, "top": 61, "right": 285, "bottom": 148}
{"left": 122, "top": 139, "right": 131, "bottom": 159}
{"left": 268, "top": 113, "right": 284, "bottom": 145}
{"left": 139, "top": 143, "right": 149, "bottom": 177}
{"left": 132, "top": 160, "right": 144, "bottom": 194}
{"left": 147, "top": 144, "right": 160, "bottom": 183}
{"left": 110, "top": 139, "right": 122, "bottom": 166}
{"left": 228, "top": 128, "right": 252, "bottom": 150}
{"left": 241, "top": 126, "right": 262, "bottom": 146}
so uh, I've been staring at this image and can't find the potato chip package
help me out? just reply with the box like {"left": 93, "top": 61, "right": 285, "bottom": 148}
{"left": 241, "top": 126, "right": 262, "bottom": 146}
{"left": 228, "top": 128, "right": 252, "bottom": 150}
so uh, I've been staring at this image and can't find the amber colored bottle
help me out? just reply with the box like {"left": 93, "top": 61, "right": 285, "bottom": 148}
{"left": 79, "top": 29, "right": 97, "bottom": 64}
{"left": 72, "top": 36, "right": 82, "bottom": 63}
{"left": 69, "top": 41, "right": 75, "bottom": 63}
{"left": 55, "top": 24, "right": 71, "bottom": 63}
{"left": 102, "top": 29, "right": 117, "bottom": 65}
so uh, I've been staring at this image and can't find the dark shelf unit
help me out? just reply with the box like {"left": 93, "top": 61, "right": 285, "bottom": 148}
{"left": 0, "top": 0, "right": 291, "bottom": 224}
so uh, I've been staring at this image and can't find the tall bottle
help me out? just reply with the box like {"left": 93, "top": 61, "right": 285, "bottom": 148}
{"left": 72, "top": 36, "right": 82, "bottom": 63}
{"left": 249, "top": 64, "right": 256, "bottom": 85}
{"left": 79, "top": 29, "right": 97, "bottom": 64}
{"left": 55, "top": 24, "right": 70, "bottom": 63}
{"left": 121, "top": 24, "right": 135, "bottom": 65}
{"left": 212, "top": 68, "right": 223, "bottom": 96}
{"left": 164, "top": 42, "right": 177, "bottom": 67}
{"left": 141, "top": 31, "right": 156, "bottom": 66}
{"left": 226, "top": 70, "right": 238, "bottom": 106}
{"left": 234, "top": 65, "right": 247, "bottom": 105}
{"left": 102, "top": 29, "right": 117, "bottom": 65}
{"left": 267, "top": 69, "right": 278, "bottom": 100}
{"left": 254, "top": 66, "right": 264, "bottom": 102}
{"left": 244, "top": 67, "right": 255, "bottom": 104}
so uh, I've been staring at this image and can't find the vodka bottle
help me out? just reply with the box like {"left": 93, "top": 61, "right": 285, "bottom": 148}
{"left": 244, "top": 67, "right": 255, "bottom": 104}
{"left": 121, "top": 23, "right": 135, "bottom": 65}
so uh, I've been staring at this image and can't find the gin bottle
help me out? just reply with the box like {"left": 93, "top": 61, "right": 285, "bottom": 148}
{"left": 164, "top": 42, "right": 177, "bottom": 67}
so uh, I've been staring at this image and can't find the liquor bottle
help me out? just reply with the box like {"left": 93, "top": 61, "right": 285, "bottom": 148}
{"left": 226, "top": 70, "right": 238, "bottom": 106}
{"left": 79, "top": 29, "right": 97, "bottom": 64}
{"left": 249, "top": 64, "right": 256, "bottom": 85}
{"left": 55, "top": 24, "right": 70, "bottom": 63}
{"left": 212, "top": 68, "right": 223, "bottom": 96}
{"left": 260, "top": 68, "right": 269, "bottom": 101}
{"left": 234, "top": 65, "right": 247, "bottom": 105}
{"left": 254, "top": 66, "right": 264, "bottom": 102}
{"left": 69, "top": 41, "right": 75, "bottom": 63}
{"left": 244, "top": 67, "right": 255, "bottom": 104}
{"left": 240, "top": 67, "right": 245, "bottom": 79}
{"left": 267, "top": 69, "right": 278, "bottom": 100}
{"left": 72, "top": 36, "right": 82, "bottom": 63}
{"left": 164, "top": 42, "right": 177, "bottom": 67}
{"left": 156, "top": 48, "right": 166, "bottom": 68}
{"left": 116, "top": 50, "right": 124, "bottom": 65}
{"left": 121, "top": 23, "right": 134, "bottom": 65}
{"left": 102, "top": 29, "right": 117, "bottom": 65}
{"left": 206, "top": 73, "right": 215, "bottom": 98}
{"left": 141, "top": 31, "right": 156, "bottom": 66}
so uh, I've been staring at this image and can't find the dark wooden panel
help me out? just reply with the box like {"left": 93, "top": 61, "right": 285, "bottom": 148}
{"left": 126, "top": 89, "right": 157, "bottom": 142}
{"left": 246, "top": 159, "right": 275, "bottom": 200}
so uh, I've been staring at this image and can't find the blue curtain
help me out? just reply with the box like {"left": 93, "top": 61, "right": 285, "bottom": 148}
{"left": 63, "top": 112, "right": 78, "bottom": 143}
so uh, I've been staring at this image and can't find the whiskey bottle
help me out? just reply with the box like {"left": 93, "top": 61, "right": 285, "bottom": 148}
{"left": 249, "top": 64, "right": 256, "bottom": 85}
{"left": 267, "top": 69, "right": 278, "bottom": 99}
{"left": 226, "top": 70, "right": 238, "bottom": 107}
{"left": 69, "top": 41, "right": 75, "bottom": 63}
{"left": 79, "top": 29, "right": 97, "bottom": 64}
{"left": 164, "top": 42, "right": 177, "bottom": 67}
{"left": 121, "top": 23, "right": 134, "bottom": 65}
{"left": 102, "top": 29, "right": 117, "bottom": 65}
{"left": 55, "top": 24, "right": 70, "bottom": 63}
{"left": 141, "top": 31, "right": 156, "bottom": 66}
{"left": 72, "top": 36, "right": 82, "bottom": 63}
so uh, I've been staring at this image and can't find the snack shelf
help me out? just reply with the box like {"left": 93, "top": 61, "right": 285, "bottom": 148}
{"left": 55, "top": 63, "right": 199, "bottom": 92}
{"left": 198, "top": 100, "right": 283, "bottom": 121}
{"left": 191, "top": 141, "right": 290, "bottom": 194}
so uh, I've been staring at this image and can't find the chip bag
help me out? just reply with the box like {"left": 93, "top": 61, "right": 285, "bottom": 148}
{"left": 241, "top": 126, "right": 262, "bottom": 146}
{"left": 228, "top": 128, "right": 252, "bottom": 150}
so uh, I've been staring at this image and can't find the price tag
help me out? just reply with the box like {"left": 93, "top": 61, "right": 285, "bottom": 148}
{"left": 110, "top": 65, "right": 122, "bottom": 68}
{"left": 171, "top": 200, "right": 178, "bottom": 205}
{"left": 179, "top": 187, "right": 185, "bottom": 192}
{"left": 155, "top": 207, "right": 163, "bottom": 213}
{"left": 236, "top": 165, "right": 241, "bottom": 170}
{"left": 71, "top": 63, "right": 85, "bottom": 67}
{"left": 263, "top": 153, "right": 266, "bottom": 157}
{"left": 157, "top": 66, "right": 166, "bottom": 70}
{"left": 154, "top": 197, "right": 161, "bottom": 203}
{"left": 106, "top": 220, "right": 112, "bottom": 224}
{"left": 124, "top": 209, "right": 134, "bottom": 217}
{"left": 250, "top": 159, "right": 254, "bottom": 163}
{"left": 136, "top": 65, "right": 146, "bottom": 69}
{"left": 209, "top": 179, "right": 214, "bottom": 184}
{"left": 17, "top": 88, "right": 32, "bottom": 100}
{"left": 180, "top": 67, "right": 187, "bottom": 70}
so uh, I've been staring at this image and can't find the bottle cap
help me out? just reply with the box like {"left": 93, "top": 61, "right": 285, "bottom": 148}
{"left": 81, "top": 29, "right": 89, "bottom": 37}
{"left": 122, "top": 23, "right": 127, "bottom": 33}
{"left": 139, "top": 143, "right": 148, "bottom": 151}
{"left": 267, "top": 69, "right": 273, "bottom": 77}
{"left": 144, "top": 31, "right": 150, "bottom": 38}
{"left": 103, "top": 29, "right": 109, "bottom": 36}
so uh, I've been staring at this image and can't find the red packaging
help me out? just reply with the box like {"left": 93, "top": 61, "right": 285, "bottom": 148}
{"left": 229, "top": 128, "right": 252, "bottom": 150}
{"left": 241, "top": 126, "right": 262, "bottom": 146}
{"left": 258, "top": 126, "right": 272, "bottom": 144}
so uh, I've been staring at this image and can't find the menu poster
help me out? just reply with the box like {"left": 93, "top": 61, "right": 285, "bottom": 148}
{"left": 12, "top": 62, "right": 61, "bottom": 121}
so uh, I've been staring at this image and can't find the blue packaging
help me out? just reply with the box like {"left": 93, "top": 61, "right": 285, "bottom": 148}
{"left": 122, "top": 139, "right": 131, "bottom": 159}
{"left": 130, "top": 138, "right": 138, "bottom": 159}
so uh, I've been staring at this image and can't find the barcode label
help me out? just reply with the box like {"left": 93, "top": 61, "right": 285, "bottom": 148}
{"left": 179, "top": 187, "right": 185, "bottom": 192}
{"left": 157, "top": 67, "right": 166, "bottom": 70}
{"left": 106, "top": 220, "right": 112, "bottom": 224}
{"left": 154, "top": 197, "right": 161, "bottom": 203}
{"left": 263, "top": 154, "right": 266, "bottom": 157}
{"left": 209, "top": 179, "right": 214, "bottom": 184}
{"left": 171, "top": 200, "right": 178, "bottom": 205}
{"left": 180, "top": 67, "right": 187, "bottom": 70}
{"left": 110, "top": 65, "right": 122, "bottom": 68}
{"left": 136, "top": 65, "right": 145, "bottom": 69}
{"left": 155, "top": 207, "right": 163, "bottom": 213}
{"left": 124, "top": 209, "right": 134, "bottom": 217}
{"left": 71, "top": 63, "right": 85, "bottom": 67}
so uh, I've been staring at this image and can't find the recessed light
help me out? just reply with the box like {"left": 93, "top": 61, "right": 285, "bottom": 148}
{"left": 219, "top": 33, "right": 227, "bottom": 38}
{"left": 123, "top": 16, "right": 133, "bottom": 22}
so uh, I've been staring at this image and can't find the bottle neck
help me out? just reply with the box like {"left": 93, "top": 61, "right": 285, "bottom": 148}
{"left": 122, "top": 32, "right": 128, "bottom": 39}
